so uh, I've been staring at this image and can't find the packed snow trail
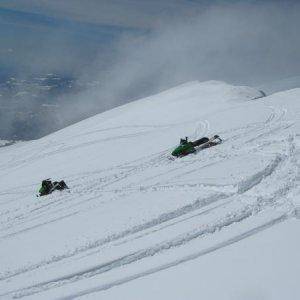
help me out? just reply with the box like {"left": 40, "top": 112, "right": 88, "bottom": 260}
{"left": 0, "top": 81, "right": 299, "bottom": 299}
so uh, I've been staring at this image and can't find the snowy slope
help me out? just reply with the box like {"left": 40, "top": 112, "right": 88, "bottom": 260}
{"left": 0, "top": 140, "right": 13, "bottom": 147}
{"left": 0, "top": 81, "right": 299, "bottom": 300}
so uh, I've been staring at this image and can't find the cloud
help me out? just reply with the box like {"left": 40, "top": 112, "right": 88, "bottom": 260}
{"left": 112, "top": 0, "right": 300, "bottom": 87}
{"left": 69, "top": 0, "right": 300, "bottom": 112}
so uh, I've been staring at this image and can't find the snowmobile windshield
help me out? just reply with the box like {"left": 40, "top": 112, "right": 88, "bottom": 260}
{"left": 39, "top": 185, "right": 47, "bottom": 196}
{"left": 180, "top": 139, "right": 187, "bottom": 145}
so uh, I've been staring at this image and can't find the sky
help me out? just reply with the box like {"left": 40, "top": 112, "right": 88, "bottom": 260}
{"left": 0, "top": 0, "right": 205, "bottom": 29}
{"left": 1, "top": 0, "right": 299, "bottom": 83}
{"left": 0, "top": 0, "right": 300, "bottom": 139}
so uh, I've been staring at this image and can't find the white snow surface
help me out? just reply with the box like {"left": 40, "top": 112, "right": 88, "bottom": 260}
{"left": 0, "top": 80, "right": 299, "bottom": 300}
{"left": 0, "top": 140, "right": 14, "bottom": 147}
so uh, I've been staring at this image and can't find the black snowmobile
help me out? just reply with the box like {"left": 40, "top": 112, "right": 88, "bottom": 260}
{"left": 38, "top": 179, "right": 69, "bottom": 197}
{"left": 171, "top": 135, "right": 222, "bottom": 157}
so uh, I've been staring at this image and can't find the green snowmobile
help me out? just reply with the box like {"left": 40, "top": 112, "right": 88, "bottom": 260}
{"left": 171, "top": 135, "right": 222, "bottom": 158}
{"left": 38, "top": 179, "right": 69, "bottom": 197}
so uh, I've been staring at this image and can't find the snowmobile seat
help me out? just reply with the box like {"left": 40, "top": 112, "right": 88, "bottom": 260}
{"left": 191, "top": 137, "right": 209, "bottom": 147}
{"left": 52, "top": 180, "right": 69, "bottom": 191}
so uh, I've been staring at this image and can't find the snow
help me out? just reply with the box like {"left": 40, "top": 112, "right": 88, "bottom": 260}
{"left": 96, "top": 218, "right": 300, "bottom": 300}
{"left": 0, "top": 140, "right": 14, "bottom": 147}
{"left": 0, "top": 80, "right": 299, "bottom": 299}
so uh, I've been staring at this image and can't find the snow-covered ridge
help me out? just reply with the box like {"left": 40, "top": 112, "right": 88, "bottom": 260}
{"left": 0, "top": 81, "right": 299, "bottom": 300}
{"left": 0, "top": 140, "right": 15, "bottom": 147}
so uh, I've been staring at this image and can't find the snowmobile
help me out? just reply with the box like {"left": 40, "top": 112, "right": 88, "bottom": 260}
{"left": 171, "top": 135, "right": 222, "bottom": 158}
{"left": 38, "top": 179, "right": 69, "bottom": 197}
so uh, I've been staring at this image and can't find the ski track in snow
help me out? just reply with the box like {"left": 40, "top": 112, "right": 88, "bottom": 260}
{"left": 59, "top": 213, "right": 288, "bottom": 300}
{"left": 0, "top": 97, "right": 299, "bottom": 299}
